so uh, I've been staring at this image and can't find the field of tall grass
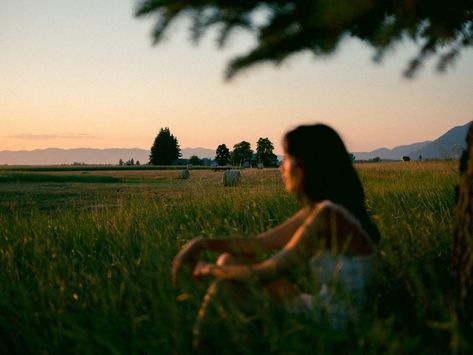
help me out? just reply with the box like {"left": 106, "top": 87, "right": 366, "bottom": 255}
{"left": 0, "top": 161, "right": 469, "bottom": 354}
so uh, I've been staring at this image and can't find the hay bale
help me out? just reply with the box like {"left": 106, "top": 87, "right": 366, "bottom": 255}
{"left": 223, "top": 170, "right": 241, "bottom": 186}
{"left": 179, "top": 169, "right": 190, "bottom": 179}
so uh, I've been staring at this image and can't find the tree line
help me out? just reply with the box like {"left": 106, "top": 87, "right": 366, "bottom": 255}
{"left": 149, "top": 127, "right": 278, "bottom": 167}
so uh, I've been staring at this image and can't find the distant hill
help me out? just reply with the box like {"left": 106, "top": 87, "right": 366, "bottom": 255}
{"left": 409, "top": 123, "right": 470, "bottom": 160}
{"left": 353, "top": 141, "right": 431, "bottom": 161}
{"left": 0, "top": 147, "right": 216, "bottom": 165}
{"left": 1, "top": 122, "right": 470, "bottom": 165}
{"left": 181, "top": 147, "right": 215, "bottom": 159}
{"left": 353, "top": 121, "right": 471, "bottom": 161}
{"left": 0, "top": 148, "right": 149, "bottom": 165}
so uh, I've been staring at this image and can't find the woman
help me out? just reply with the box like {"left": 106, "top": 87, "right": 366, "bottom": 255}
{"left": 172, "top": 124, "right": 380, "bottom": 348}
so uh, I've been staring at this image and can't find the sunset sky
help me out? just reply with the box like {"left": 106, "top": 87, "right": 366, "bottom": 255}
{"left": 2, "top": 0, "right": 472, "bottom": 155}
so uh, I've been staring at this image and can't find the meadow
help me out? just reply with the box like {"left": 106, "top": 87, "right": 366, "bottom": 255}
{"left": 0, "top": 161, "right": 469, "bottom": 354}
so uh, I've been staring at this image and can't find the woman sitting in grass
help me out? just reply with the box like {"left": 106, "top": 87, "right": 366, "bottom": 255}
{"left": 172, "top": 124, "right": 380, "bottom": 349}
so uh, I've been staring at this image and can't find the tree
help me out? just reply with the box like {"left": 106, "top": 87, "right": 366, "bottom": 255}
{"left": 215, "top": 144, "right": 231, "bottom": 166}
{"left": 452, "top": 126, "right": 473, "bottom": 320}
{"left": 149, "top": 127, "right": 181, "bottom": 165}
{"left": 231, "top": 141, "right": 253, "bottom": 166}
{"left": 135, "top": 0, "right": 473, "bottom": 330}
{"left": 402, "top": 156, "right": 411, "bottom": 161}
{"left": 256, "top": 137, "right": 278, "bottom": 167}
{"left": 189, "top": 155, "right": 202, "bottom": 165}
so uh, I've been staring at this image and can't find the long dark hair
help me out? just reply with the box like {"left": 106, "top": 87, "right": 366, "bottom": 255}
{"left": 284, "top": 124, "right": 380, "bottom": 244}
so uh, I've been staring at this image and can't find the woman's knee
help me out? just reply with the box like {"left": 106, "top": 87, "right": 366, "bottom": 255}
{"left": 216, "top": 252, "right": 253, "bottom": 266}
{"left": 216, "top": 253, "right": 234, "bottom": 266}
{"left": 217, "top": 253, "right": 255, "bottom": 266}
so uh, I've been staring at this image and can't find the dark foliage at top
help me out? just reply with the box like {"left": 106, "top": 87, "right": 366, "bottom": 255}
{"left": 135, "top": 0, "right": 472, "bottom": 79}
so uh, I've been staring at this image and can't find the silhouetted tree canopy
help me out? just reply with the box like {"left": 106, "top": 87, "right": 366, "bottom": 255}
{"left": 215, "top": 144, "right": 231, "bottom": 166}
{"left": 149, "top": 127, "right": 181, "bottom": 165}
{"left": 256, "top": 137, "right": 278, "bottom": 167}
{"left": 189, "top": 155, "right": 203, "bottom": 165}
{"left": 232, "top": 141, "right": 253, "bottom": 166}
{"left": 135, "top": 0, "right": 472, "bottom": 79}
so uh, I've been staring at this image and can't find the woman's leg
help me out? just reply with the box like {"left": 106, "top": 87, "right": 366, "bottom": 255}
{"left": 212, "top": 253, "right": 302, "bottom": 303}
{"left": 265, "top": 279, "right": 302, "bottom": 303}
{"left": 193, "top": 253, "right": 303, "bottom": 350}
{"left": 193, "top": 253, "right": 256, "bottom": 350}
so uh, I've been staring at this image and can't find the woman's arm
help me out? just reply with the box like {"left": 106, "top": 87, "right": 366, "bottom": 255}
{"left": 177, "top": 207, "right": 309, "bottom": 260}
{"left": 172, "top": 207, "right": 309, "bottom": 287}
{"left": 253, "top": 207, "right": 310, "bottom": 250}
{"left": 201, "top": 207, "right": 309, "bottom": 255}
{"left": 193, "top": 203, "right": 328, "bottom": 284}
{"left": 194, "top": 202, "right": 376, "bottom": 284}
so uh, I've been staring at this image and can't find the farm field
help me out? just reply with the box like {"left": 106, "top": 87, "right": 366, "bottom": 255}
{"left": 0, "top": 161, "right": 468, "bottom": 354}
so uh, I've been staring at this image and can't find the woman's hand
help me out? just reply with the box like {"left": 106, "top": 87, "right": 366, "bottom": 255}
{"left": 172, "top": 237, "right": 205, "bottom": 288}
{"left": 193, "top": 262, "right": 223, "bottom": 279}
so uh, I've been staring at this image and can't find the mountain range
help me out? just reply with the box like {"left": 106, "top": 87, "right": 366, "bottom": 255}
{"left": 0, "top": 147, "right": 215, "bottom": 165}
{"left": 353, "top": 121, "right": 471, "bottom": 161}
{"left": 0, "top": 122, "right": 470, "bottom": 165}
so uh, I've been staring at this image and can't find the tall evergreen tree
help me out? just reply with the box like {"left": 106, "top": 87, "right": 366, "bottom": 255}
{"left": 149, "top": 127, "right": 181, "bottom": 165}
{"left": 215, "top": 144, "right": 231, "bottom": 166}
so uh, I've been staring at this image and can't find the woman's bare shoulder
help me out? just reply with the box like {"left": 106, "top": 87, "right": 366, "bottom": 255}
{"left": 311, "top": 200, "right": 364, "bottom": 229}
{"left": 314, "top": 200, "right": 376, "bottom": 253}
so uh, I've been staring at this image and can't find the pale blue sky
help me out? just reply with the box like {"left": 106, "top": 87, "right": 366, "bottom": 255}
{"left": 1, "top": 0, "right": 472, "bottom": 154}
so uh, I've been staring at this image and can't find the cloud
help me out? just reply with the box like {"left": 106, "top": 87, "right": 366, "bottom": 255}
{"left": 62, "top": 133, "right": 95, "bottom": 139}
{"left": 8, "top": 133, "right": 94, "bottom": 140}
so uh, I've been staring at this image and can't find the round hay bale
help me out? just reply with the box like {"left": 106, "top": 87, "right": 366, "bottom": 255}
{"left": 179, "top": 169, "right": 190, "bottom": 179}
{"left": 223, "top": 170, "right": 241, "bottom": 186}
